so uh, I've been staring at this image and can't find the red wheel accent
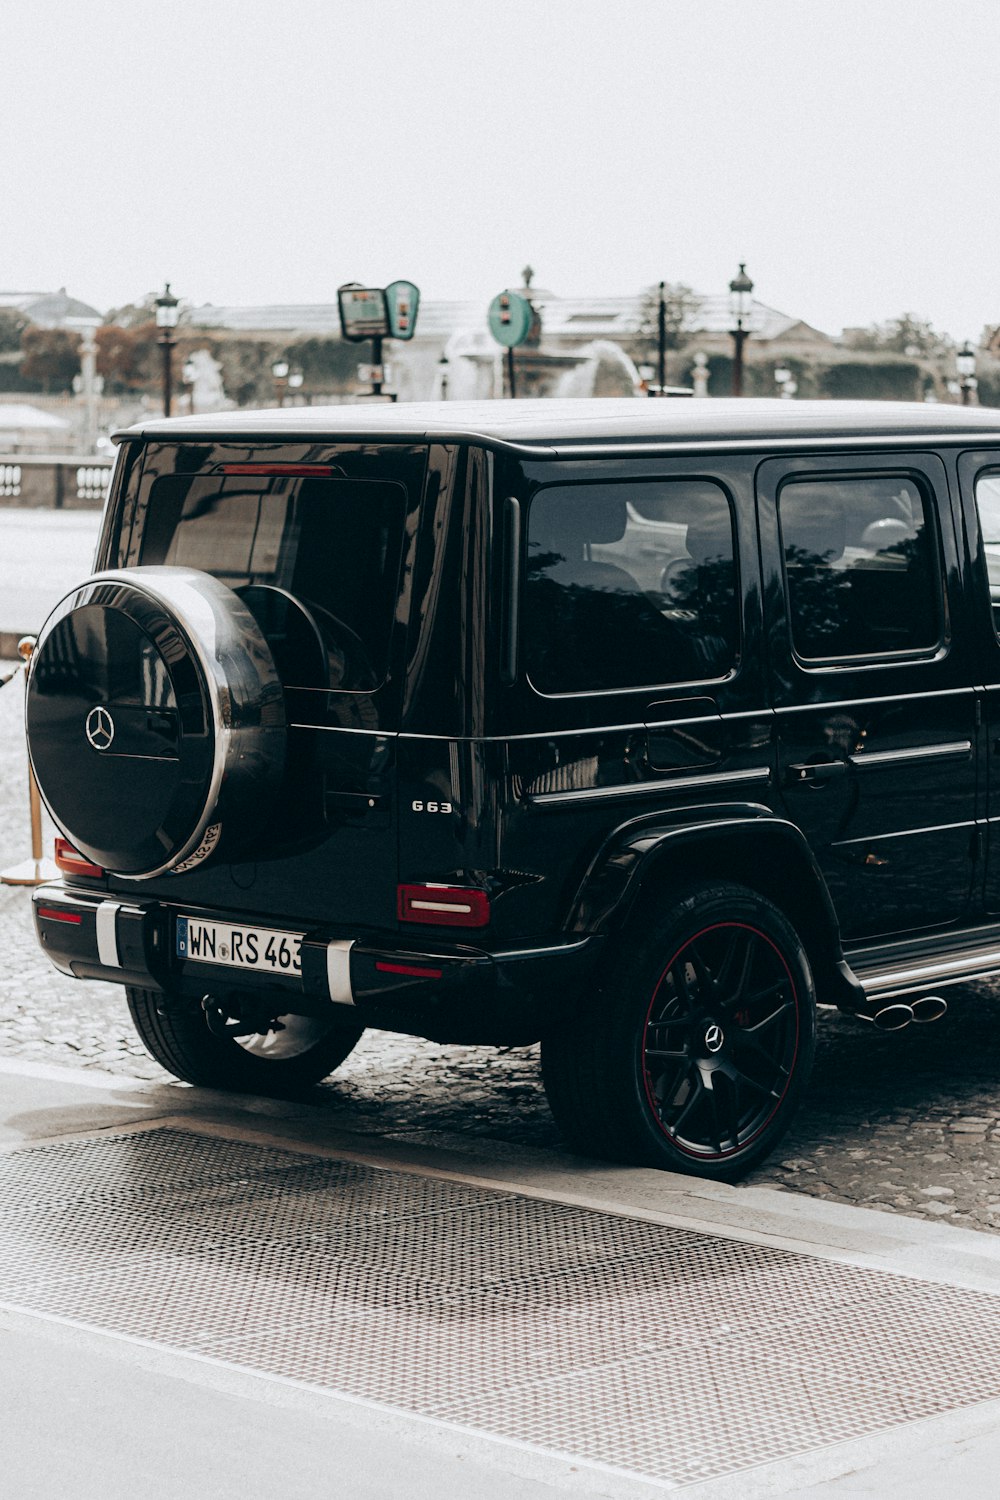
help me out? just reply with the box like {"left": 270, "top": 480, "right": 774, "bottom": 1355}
{"left": 640, "top": 921, "right": 800, "bottom": 1160}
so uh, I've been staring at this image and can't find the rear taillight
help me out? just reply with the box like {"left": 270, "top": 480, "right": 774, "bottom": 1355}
{"left": 54, "top": 838, "right": 105, "bottom": 879}
{"left": 397, "top": 883, "right": 490, "bottom": 928}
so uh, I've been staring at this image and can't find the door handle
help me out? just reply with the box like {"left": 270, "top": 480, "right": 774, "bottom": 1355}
{"left": 787, "top": 760, "right": 848, "bottom": 786}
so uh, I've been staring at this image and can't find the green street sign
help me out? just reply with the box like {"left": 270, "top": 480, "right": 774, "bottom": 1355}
{"left": 385, "top": 280, "right": 420, "bottom": 340}
{"left": 488, "top": 290, "right": 533, "bottom": 348}
{"left": 337, "top": 284, "right": 389, "bottom": 343}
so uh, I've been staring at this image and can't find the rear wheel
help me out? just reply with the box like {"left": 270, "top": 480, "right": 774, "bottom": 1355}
{"left": 541, "top": 882, "right": 816, "bottom": 1180}
{"left": 127, "top": 986, "right": 364, "bottom": 1095}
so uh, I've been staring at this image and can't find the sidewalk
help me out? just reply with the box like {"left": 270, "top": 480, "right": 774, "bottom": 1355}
{"left": 3, "top": 1055, "right": 1000, "bottom": 1498}
{"left": 0, "top": 505, "right": 102, "bottom": 655}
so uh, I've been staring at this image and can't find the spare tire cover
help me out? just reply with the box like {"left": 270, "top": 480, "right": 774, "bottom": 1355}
{"left": 26, "top": 567, "right": 286, "bottom": 878}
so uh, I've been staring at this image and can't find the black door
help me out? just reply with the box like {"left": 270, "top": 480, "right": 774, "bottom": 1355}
{"left": 957, "top": 448, "right": 1000, "bottom": 914}
{"left": 758, "top": 451, "right": 977, "bottom": 941}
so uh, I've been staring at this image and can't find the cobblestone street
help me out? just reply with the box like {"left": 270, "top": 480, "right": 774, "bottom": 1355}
{"left": 6, "top": 661, "right": 1000, "bottom": 1232}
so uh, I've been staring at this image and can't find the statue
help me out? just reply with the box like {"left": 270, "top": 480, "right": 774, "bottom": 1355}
{"left": 186, "top": 348, "right": 228, "bottom": 413}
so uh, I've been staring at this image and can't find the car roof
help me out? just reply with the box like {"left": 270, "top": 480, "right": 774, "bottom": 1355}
{"left": 116, "top": 397, "right": 1000, "bottom": 455}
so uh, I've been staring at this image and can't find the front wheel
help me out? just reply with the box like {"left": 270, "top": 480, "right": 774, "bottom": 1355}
{"left": 126, "top": 987, "right": 364, "bottom": 1095}
{"left": 541, "top": 882, "right": 816, "bottom": 1181}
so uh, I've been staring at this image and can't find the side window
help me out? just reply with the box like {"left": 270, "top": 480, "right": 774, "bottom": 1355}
{"left": 973, "top": 472, "right": 1000, "bottom": 637}
{"left": 524, "top": 479, "right": 738, "bottom": 694}
{"left": 777, "top": 475, "right": 941, "bottom": 661}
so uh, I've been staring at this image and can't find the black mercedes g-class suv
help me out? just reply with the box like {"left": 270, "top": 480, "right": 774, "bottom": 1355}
{"left": 25, "top": 398, "right": 1000, "bottom": 1179}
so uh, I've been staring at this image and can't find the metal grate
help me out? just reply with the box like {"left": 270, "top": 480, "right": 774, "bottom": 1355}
{"left": 4, "top": 1127, "right": 1000, "bottom": 1485}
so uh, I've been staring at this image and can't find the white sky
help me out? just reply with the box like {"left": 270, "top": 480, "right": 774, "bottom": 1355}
{"left": 6, "top": 0, "right": 1000, "bottom": 339}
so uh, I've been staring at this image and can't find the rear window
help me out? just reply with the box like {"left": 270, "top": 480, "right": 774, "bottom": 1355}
{"left": 139, "top": 473, "right": 406, "bottom": 690}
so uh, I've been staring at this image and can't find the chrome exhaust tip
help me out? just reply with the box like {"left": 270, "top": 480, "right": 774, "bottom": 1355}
{"left": 852, "top": 1001, "right": 915, "bottom": 1031}
{"left": 910, "top": 994, "right": 948, "bottom": 1024}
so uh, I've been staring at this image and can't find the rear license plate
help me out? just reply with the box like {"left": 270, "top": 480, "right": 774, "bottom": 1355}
{"left": 176, "top": 916, "right": 302, "bottom": 974}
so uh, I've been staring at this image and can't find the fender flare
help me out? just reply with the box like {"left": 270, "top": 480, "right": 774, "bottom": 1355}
{"left": 565, "top": 805, "right": 855, "bottom": 1003}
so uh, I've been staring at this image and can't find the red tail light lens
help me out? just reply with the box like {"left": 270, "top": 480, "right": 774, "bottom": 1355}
{"left": 397, "top": 883, "right": 490, "bottom": 928}
{"left": 54, "top": 838, "right": 105, "bottom": 879}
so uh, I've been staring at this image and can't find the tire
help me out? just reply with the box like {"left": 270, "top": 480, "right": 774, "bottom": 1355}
{"left": 127, "top": 986, "right": 364, "bottom": 1095}
{"left": 541, "top": 882, "right": 816, "bottom": 1181}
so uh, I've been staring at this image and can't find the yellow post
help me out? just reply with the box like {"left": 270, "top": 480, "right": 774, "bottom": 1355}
{"left": 1, "top": 637, "right": 60, "bottom": 887}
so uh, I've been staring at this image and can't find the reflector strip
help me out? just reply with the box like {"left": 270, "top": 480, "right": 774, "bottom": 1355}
{"left": 411, "top": 899, "right": 472, "bottom": 914}
{"left": 375, "top": 961, "right": 444, "bottom": 979}
{"left": 222, "top": 464, "right": 336, "bottom": 477}
{"left": 37, "top": 907, "right": 82, "bottom": 924}
{"left": 397, "top": 884, "right": 490, "bottom": 928}
{"left": 326, "top": 939, "right": 355, "bottom": 1006}
{"left": 96, "top": 901, "right": 121, "bottom": 969}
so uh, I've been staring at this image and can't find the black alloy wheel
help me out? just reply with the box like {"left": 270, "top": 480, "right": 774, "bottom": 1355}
{"left": 541, "top": 882, "right": 816, "bottom": 1181}
{"left": 126, "top": 986, "right": 364, "bottom": 1095}
{"left": 640, "top": 913, "right": 803, "bottom": 1163}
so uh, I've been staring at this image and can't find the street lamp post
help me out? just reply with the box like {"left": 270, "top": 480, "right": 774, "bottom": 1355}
{"left": 956, "top": 342, "right": 978, "bottom": 406}
{"left": 287, "top": 367, "right": 304, "bottom": 403}
{"left": 728, "top": 262, "right": 754, "bottom": 397}
{"left": 656, "top": 280, "right": 667, "bottom": 395}
{"left": 438, "top": 352, "right": 450, "bottom": 400}
{"left": 155, "top": 283, "right": 179, "bottom": 417}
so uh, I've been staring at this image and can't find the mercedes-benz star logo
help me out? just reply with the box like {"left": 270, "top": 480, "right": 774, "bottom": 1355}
{"left": 704, "top": 1024, "right": 725, "bottom": 1054}
{"left": 85, "top": 705, "right": 116, "bottom": 752}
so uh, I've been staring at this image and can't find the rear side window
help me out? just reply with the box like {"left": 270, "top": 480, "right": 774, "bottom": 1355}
{"left": 524, "top": 479, "right": 738, "bottom": 694}
{"left": 139, "top": 473, "right": 406, "bottom": 690}
{"left": 974, "top": 472, "right": 1000, "bottom": 638}
{"left": 778, "top": 475, "right": 940, "bottom": 661}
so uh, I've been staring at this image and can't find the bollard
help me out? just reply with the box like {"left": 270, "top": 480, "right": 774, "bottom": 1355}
{"left": 1, "top": 636, "right": 60, "bottom": 887}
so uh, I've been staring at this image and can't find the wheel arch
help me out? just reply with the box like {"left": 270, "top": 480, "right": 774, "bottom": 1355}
{"left": 568, "top": 811, "right": 848, "bottom": 1003}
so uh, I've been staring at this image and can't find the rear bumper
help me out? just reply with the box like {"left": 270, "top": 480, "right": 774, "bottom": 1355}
{"left": 32, "top": 884, "right": 603, "bottom": 1044}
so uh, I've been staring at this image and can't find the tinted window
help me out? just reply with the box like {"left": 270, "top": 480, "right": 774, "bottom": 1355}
{"left": 140, "top": 474, "right": 406, "bottom": 689}
{"left": 778, "top": 475, "right": 940, "bottom": 661}
{"left": 525, "top": 480, "right": 738, "bottom": 694}
{"left": 974, "top": 472, "right": 1000, "bottom": 637}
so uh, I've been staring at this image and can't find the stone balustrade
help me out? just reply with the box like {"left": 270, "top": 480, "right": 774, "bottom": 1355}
{"left": 0, "top": 455, "right": 113, "bottom": 509}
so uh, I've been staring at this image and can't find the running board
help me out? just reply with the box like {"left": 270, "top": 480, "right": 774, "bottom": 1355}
{"left": 855, "top": 943, "right": 1000, "bottom": 1003}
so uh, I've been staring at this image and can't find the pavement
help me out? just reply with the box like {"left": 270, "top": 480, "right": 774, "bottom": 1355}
{"left": 5, "top": 1055, "right": 1000, "bottom": 1497}
{"left": 0, "top": 505, "right": 103, "bottom": 656}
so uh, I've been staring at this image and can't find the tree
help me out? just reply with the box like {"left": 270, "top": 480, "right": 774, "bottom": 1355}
{"left": 284, "top": 336, "right": 360, "bottom": 392}
{"left": 208, "top": 337, "right": 277, "bottom": 407}
{"left": 844, "top": 313, "right": 953, "bottom": 359}
{"left": 0, "top": 308, "right": 28, "bottom": 354}
{"left": 821, "top": 358, "right": 924, "bottom": 402}
{"left": 634, "top": 282, "right": 700, "bottom": 362}
{"left": 19, "top": 327, "right": 81, "bottom": 393}
{"left": 103, "top": 294, "right": 166, "bottom": 330}
{"left": 96, "top": 322, "right": 158, "bottom": 392}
